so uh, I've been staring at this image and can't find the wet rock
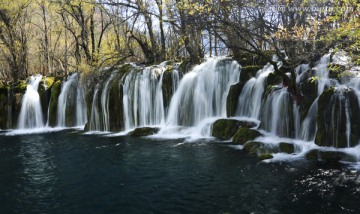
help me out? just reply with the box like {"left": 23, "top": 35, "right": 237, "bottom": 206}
{"left": 240, "top": 65, "right": 262, "bottom": 82}
{"left": 279, "top": 142, "right": 295, "bottom": 154}
{"left": 232, "top": 127, "right": 262, "bottom": 144}
{"left": 48, "top": 80, "right": 62, "bottom": 127}
{"left": 211, "top": 119, "right": 257, "bottom": 140}
{"left": 38, "top": 77, "right": 55, "bottom": 123}
{"left": 128, "top": 127, "right": 160, "bottom": 137}
{"left": 243, "top": 141, "right": 262, "bottom": 154}
{"left": 305, "top": 149, "right": 357, "bottom": 162}
{"left": 226, "top": 82, "right": 244, "bottom": 117}
{"left": 298, "top": 79, "right": 317, "bottom": 120}
{"left": 315, "top": 87, "right": 360, "bottom": 148}
{"left": 266, "top": 73, "right": 282, "bottom": 86}
{"left": 0, "top": 84, "right": 9, "bottom": 129}
{"left": 258, "top": 153, "right": 273, "bottom": 160}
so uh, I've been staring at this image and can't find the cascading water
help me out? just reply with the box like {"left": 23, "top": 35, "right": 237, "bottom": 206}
{"left": 166, "top": 57, "right": 240, "bottom": 127}
{"left": 57, "top": 73, "right": 87, "bottom": 127}
{"left": 235, "top": 64, "right": 274, "bottom": 118}
{"left": 261, "top": 87, "right": 300, "bottom": 138}
{"left": 122, "top": 65, "right": 167, "bottom": 129}
{"left": 18, "top": 75, "right": 44, "bottom": 129}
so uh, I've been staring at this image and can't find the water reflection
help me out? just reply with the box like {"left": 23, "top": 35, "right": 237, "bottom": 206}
{"left": 18, "top": 134, "right": 58, "bottom": 211}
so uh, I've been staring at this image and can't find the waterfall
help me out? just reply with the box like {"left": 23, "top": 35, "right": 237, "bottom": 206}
{"left": 18, "top": 75, "right": 44, "bottom": 129}
{"left": 89, "top": 87, "right": 101, "bottom": 131}
{"left": 301, "top": 98, "right": 318, "bottom": 141}
{"left": 122, "top": 65, "right": 167, "bottom": 129}
{"left": 235, "top": 64, "right": 274, "bottom": 118}
{"left": 57, "top": 73, "right": 87, "bottom": 127}
{"left": 260, "top": 87, "right": 299, "bottom": 138}
{"left": 166, "top": 57, "right": 240, "bottom": 127}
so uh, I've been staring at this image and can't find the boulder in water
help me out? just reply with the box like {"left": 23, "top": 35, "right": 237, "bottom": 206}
{"left": 305, "top": 149, "right": 357, "bottom": 162}
{"left": 258, "top": 153, "right": 273, "bottom": 160}
{"left": 279, "top": 142, "right": 295, "bottom": 154}
{"left": 232, "top": 127, "right": 262, "bottom": 144}
{"left": 243, "top": 141, "right": 263, "bottom": 154}
{"left": 211, "top": 119, "right": 257, "bottom": 140}
{"left": 128, "top": 127, "right": 160, "bottom": 137}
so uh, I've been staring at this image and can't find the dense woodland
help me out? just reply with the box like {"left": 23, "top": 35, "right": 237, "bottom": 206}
{"left": 0, "top": 0, "right": 359, "bottom": 82}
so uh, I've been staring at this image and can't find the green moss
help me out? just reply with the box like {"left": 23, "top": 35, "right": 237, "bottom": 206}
{"left": 258, "top": 153, "right": 273, "bottom": 160}
{"left": 211, "top": 119, "right": 257, "bottom": 140}
{"left": 119, "top": 64, "right": 132, "bottom": 74}
{"left": 48, "top": 80, "right": 62, "bottom": 127}
{"left": 13, "top": 81, "right": 27, "bottom": 93}
{"left": 279, "top": 142, "right": 295, "bottom": 154}
{"left": 243, "top": 141, "right": 262, "bottom": 154}
{"left": 43, "top": 77, "right": 55, "bottom": 88}
{"left": 353, "top": 55, "right": 360, "bottom": 66}
{"left": 128, "top": 127, "right": 160, "bottom": 137}
{"left": 232, "top": 127, "right": 262, "bottom": 144}
{"left": 328, "top": 64, "right": 346, "bottom": 79}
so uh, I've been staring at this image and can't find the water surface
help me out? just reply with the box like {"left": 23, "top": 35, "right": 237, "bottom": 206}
{"left": 1, "top": 130, "right": 360, "bottom": 213}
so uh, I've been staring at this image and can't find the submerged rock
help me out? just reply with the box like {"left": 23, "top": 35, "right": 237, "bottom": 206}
{"left": 305, "top": 149, "right": 357, "bottom": 162}
{"left": 243, "top": 141, "right": 262, "bottom": 154}
{"left": 211, "top": 119, "right": 257, "bottom": 140}
{"left": 128, "top": 127, "right": 160, "bottom": 137}
{"left": 258, "top": 153, "right": 273, "bottom": 160}
{"left": 279, "top": 142, "right": 295, "bottom": 154}
{"left": 232, "top": 127, "right": 262, "bottom": 144}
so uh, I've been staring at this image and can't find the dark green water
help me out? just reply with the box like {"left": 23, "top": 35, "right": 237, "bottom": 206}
{"left": 1, "top": 130, "right": 360, "bottom": 213}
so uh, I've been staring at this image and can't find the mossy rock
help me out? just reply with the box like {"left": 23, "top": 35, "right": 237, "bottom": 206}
{"left": 240, "top": 65, "right": 262, "bottom": 82}
{"left": 128, "top": 127, "right": 160, "bottom": 137}
{"left": 13, "top": 80, "right": 27, "bottom": 93}
{"left": 108, "top": 73, "right": 126, "bottom": 132}
{"left": 328, "top": 64, "right": 346, "bottom": 80}
{"left": 232, "top": 127, "right": 262, "bottom": 144}
{"left": 211, "top": 119, "right": 257, "bottom": 140}
{"left": 279, "top": 142, "right": 295, "bottom": 154}
{"left": 226, "top": 82, "right": 244, "bottom": 117}
{"left": 48, "top": 80, "right": 62, "bottom": 127}
{"left": 305, "top": 149, "right": 357, "bottom": 162}
{"left": 243, "top": 141, "right": 263, "bottom": 154}
{"left": 258, "top": 153, "right": 273, "bottom": 160}
{"left": 38, "top": 77, "right": 55, "bottom": 123}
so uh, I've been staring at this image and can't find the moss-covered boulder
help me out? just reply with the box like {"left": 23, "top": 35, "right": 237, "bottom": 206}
{"left": 48, "top": 80, "right": 62, "bottom": 127}
{"left": 315, "top": 87, "right": 360, "bottom": 148}
{"left": 162, "top": 66, "right": 181, "bottom": 111}
{"left": 328, "top": 64, "right": 346, "bottom": 80}
{"left": 243, "top": 141, "right": 262, "bottom": 154}
{"left": 211, "top": 119, "right": 257, "bottom": 140}
{"left": 279, "top": 142, "right": 295, "bottom": 154}
{"left": 232, "top": 127, "right": 262, "bottom": 144}
{"left": 305, "top": 149, "right": 357, "bottom": 162}
{"left": 128, "top": 127, "right": 160, "bottom": 137}
{"left": 38, "top": 77, "right": 55, "bottom": 123}
{"left": 234, "top": 51, "right": 275, "bottom": 66}
{"left": 258, "top": 153, "right": 273, "bottom": 160}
